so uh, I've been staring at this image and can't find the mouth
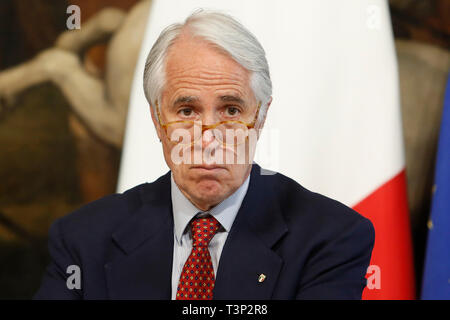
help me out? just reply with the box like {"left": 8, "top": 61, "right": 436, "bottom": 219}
{"left": 190, "top": 165, "right": 226, "bottom": 171}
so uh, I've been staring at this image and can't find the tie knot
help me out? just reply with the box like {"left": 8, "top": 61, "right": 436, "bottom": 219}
{"left": 190, "top": 214, "right": 221, "bottom": 247}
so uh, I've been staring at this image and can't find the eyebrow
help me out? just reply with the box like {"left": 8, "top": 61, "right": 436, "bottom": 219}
{"left": 171, "top": 95, "right": 246, "bottom": 108}
{"left": 172, "top": 96, "right": 199, "bottom": 106}
{"left": 219, "top": 95, "right": 245, "bottom": 105}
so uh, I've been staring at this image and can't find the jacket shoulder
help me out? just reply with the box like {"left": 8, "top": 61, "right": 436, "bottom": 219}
{"left": 264, "top": 171, "right": 374, "bottom": 233}
{"left": 52, "top": 183, "right": 149, "bottom": 240}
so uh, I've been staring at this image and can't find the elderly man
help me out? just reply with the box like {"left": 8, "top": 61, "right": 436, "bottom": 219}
{"left": 34, "top": 10, "right": 374, "bottom": 300}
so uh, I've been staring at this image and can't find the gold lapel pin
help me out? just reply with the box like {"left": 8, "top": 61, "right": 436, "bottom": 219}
{"left": 258, "top": 274, "right": 266, "bottom": 283}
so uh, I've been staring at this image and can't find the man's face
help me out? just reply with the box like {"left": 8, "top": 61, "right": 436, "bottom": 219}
{"left": 151, "top": 33, "right": 264, "bottom": 211}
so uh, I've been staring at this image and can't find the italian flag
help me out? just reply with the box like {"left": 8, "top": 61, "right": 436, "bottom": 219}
{"left": 118, "top": 0, "right": 415, "bottom": 299}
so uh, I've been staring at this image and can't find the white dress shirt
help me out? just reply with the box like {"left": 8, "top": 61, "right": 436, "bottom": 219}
{"left": 170, "top": 172, "right": 250, "bottom": 300}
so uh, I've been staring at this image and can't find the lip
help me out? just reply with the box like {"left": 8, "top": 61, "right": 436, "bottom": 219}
{"left": 190, "top": 165, "right": 226, "bottom": 171}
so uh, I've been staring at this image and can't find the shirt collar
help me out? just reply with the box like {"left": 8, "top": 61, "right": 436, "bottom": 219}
{"left": 171, "top": 172, "right": 250, "bottom": 245}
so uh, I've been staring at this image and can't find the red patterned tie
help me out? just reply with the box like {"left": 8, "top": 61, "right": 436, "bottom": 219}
{"left": 176, "top": 214, "right": 221, "bottom": 300}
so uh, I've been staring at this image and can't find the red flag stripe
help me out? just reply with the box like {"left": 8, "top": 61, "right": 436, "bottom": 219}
{"left": 353, "top": 169, "right": 415, "bottom": 300}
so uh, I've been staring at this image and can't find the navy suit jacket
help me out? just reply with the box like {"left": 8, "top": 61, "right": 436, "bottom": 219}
{"left": 34, "top": 163, "right": 374, "bottom": 300}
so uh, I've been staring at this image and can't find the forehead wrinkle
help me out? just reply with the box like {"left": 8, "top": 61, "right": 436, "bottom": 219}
{"left": 166, "top": 68, "right": 249, "bottom": 86}
{"left": 179, "top": 75, "right": 246, "bottom": 87}
{"left": 169, "top": 80, "right": 248, "bottom": 96}
{"left": 165, "top": 76, "right": 248, "bottom": 100}
{"left": 166, "top": 69, "right": 249, "bottom": 91}
{"left": 165, "top": 42, "right": 251, "bottom": 83}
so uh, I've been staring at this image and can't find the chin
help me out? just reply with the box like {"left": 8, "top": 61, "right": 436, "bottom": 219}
{"left": 195, "top": 179, "right": 224, "bottom": 196}
{"left": 193, "top": 180, "right": 226, "bottom": 201}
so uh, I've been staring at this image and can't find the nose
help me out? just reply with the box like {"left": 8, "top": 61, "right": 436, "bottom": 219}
{"left": 202, "top": 129, "right": 216, "bottom": 146}
{"left": 199, "top": 112, "right": 219, "bottom": 149}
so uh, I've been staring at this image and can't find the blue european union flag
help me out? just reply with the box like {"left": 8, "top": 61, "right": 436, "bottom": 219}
{"left": 421, "top": 74, "right": 450, "bottom": 300}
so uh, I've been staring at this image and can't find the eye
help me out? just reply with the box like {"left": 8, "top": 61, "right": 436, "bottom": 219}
{"left": 225, "top": 106, "right": 241, "bottom": 117}
{"left": 178, "top": 107, "right": 194, "bottom": 117}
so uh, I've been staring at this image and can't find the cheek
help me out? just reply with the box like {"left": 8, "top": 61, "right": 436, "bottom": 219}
{"left": 161, "top": 141, "right": 180, "bottom": 170}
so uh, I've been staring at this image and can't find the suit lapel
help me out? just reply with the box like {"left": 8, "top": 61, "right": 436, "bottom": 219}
{"left": 105, "top": 172, "right": 174, "bottom": 299}
{"left": 213, "top": 164, "right": 288, "bottom": 299}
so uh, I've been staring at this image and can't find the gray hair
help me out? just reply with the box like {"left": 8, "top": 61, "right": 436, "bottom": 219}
{"left": 143, "top": 9, "right": 272, "bottom": 124}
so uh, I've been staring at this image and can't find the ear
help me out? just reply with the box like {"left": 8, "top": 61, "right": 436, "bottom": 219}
{"left": 150, "top": 104, "right": 162, "bottom": 141}
{"left": 256, "top": 96, "right": 272, "bottom": 131}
